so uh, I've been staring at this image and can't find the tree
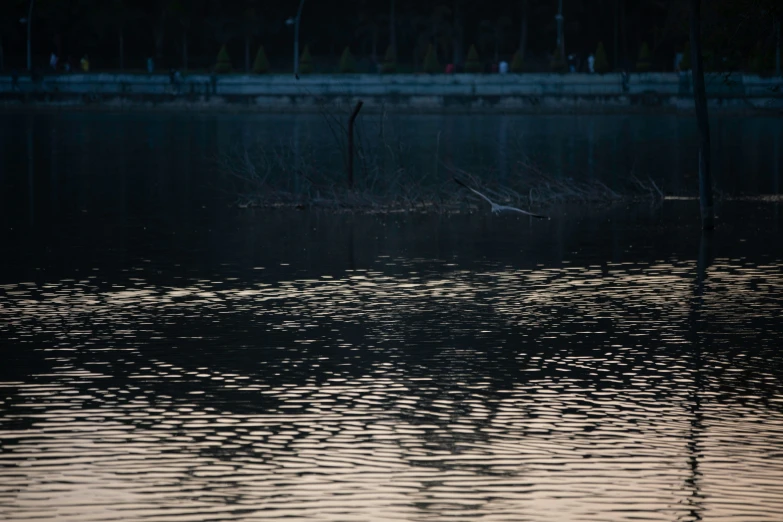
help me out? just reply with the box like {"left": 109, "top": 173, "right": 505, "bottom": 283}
{"left": 430, "top": 5, "right": 454, "bottom": 66}
{"left": 465, "top": 43, "right": 482, "bottom": 72}
{"left": 479, "top": 16, "right": 512, "bottom": 64}
{"left": 423, "top": 43, "right": 439, "bottom": 73}
{"left": 239, "top": 6, "right": 262, "bottom": 73}
{"left": 292, "top": 0, "right": 305, "bottom": 78}
{"left": 518, "top": 0, "right": 528, "bottom": 64}
{"left": 550, "top": 46, "right": 566, "bottom": 73}
{"left": 0, "top": 3, "right": 23, "bottom": 72}
{"left": 381, "top": 44, "right": 396, "bottom": 73}
{"left": 689, "top": 0, "right": 714, "bottom": 230}
{"left": 388, "top": 0, "right": 396, "bottom": 61}
{"left": 595, "top": 41, "right": 610, "bottom": 73}
{"left": 299, "top": 44, "right": 313, "bottom": 74}
{"left": 681, "top": 41, "right": 691, "bottom": 71}
{"left": 636, "top": 41, "right": 652, "bottom": 71}
{"left": 252, "top": 45, "right": 269, "bottom": 73}
{"left": 168, "top": 0, "right": 202, "bottom": 72}
{"left": 215, "top": 44, "right": 232, "bottom": 73}
{"left": 510, "top": 50, "right": 524, "bottom": 72}
{"left": 339, "top": 46, "right": 356, "bottom": 73}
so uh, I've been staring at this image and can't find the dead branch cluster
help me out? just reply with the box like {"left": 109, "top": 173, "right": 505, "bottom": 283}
{"left": 218, "top": 105, "right": 667, "bottom": 213}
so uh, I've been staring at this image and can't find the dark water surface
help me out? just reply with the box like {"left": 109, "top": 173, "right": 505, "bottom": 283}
{"left": 1, "top": 113, "right": 783, "bottom": 521}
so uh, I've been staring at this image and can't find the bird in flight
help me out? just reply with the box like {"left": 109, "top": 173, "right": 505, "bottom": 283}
{"left": 454, "top": 178, "right": 548, "bottom": 219}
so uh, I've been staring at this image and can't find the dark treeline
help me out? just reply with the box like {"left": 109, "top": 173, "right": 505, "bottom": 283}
{"left": 0, "top": 0, "right": 780, "bottom": 74}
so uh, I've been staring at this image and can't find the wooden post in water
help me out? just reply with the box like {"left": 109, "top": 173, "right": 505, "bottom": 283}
{"left": 689, "top": 0, "right": 714, "bottom": 230}
{"left": 348, "top": 100, "right": 364, "bottom": 189}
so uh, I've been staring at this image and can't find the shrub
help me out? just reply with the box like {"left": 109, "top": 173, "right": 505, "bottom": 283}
{"left": 338, "top": 46, "right": 356, "bottom": 73}
{"left": 510, "top": 49, "right": 524, "bottom": 73}
{"left": 252, "top": 46, "right": 269, "bottom": 74}
{"left": 465, "top": 44, "right": 482, "bottom": 73}
{"left": 299, "top": 45, "right": 313, "bottom": 74}
{"left": 636, "top": 42, "right": 652, "bottom": 72}
{"left": 215, "top": 44, "right": 232, "bottom": 73}
{"left": 381, "top": 45, "right": 396, "bottom": 73}
{"left": 550, "top": 47, "right": 566, "bottom": 73}
{"left": 423, "top": 44, "right": 440, "bottom": 73}
{"left": 595, "top": 42, "right": 610, "bottom": 73}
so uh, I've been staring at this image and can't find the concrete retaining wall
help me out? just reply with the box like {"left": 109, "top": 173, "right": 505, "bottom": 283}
{"left": 1, "top": 72, "right": 781, "bottom": 113}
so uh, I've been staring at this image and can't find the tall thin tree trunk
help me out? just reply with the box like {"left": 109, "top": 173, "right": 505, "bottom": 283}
{"left": 389, "top": 0, "right": 396, "bottom": 58}
{"left": 182, "top": 31, "right": 188, "bottom": 71}
{"left": 519, "top": 0, "right": 528, "bottom": 59}
{"left": 556, "top": 0, "right": 564, "bottom": 58}
{"left": 155, "top": 25, "right": 164, "bottom": 65}
{"left": 119, "top": 28, "right": 124, "bottom": 71}
{"left": 776, "top": 16, "right": 781, "bottom": 77}
{"left": 452, "top": 0, "right": 463, "bottom": 66}
{"left": 245, "top": 35, "right": 250, "bottom": 72}
{"left": 27, "top": 0, "right": 34, "bottom": 71}
{"left": 293, "top": 0, "right": 305, "bottom": 78}
{"left": 372, "top": 24, "right": 378, "bottom": 64}
{"left": 613, "top": 0, "right": 619, "bottom": 70}
{"left": 690, "top": 0, "right": 714, "bottom": 230}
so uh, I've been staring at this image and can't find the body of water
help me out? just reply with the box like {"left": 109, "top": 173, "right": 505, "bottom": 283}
{"left": 1, "top": 112, "right": 782, "bottom": 521}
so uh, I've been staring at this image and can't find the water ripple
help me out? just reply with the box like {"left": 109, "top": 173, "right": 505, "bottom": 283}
{"left": 1, "top": 257, "right": 782, "bottom": 521}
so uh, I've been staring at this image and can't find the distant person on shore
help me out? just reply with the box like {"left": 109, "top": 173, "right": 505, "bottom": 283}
{"left": 169, "top": 68, "right": 183, "bottom": 93}
{"left": 587, "top": 53, "right": 595, "bottom": 74}
{"left": 445, "top": 63, "right": 455, "bottom": 74}
{"left": 499, "top": 61, "right": 509, "bottom": 74}
{"left": 50, "top": 52, "right": 58, "bottom": 71}
{"left": 567, "top": 54, "right": 576, "bottom": 72}
{"left": 80, "top": 55, "right": 90, "bottom": 72}
{"left": 147, "top": 57, "right": 154, "bottom": 73}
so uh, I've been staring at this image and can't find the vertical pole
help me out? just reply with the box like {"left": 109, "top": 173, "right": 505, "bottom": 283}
{"left": 347, "top": 100, "right": 364, "bottom": 189}
{"left": 690, "top": 0, "right": 714, "bottom": 230}
{"left": 294, "top": 0, "right": 305, "bottom": 79}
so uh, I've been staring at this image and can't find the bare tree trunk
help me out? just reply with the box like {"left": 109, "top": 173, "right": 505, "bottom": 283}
{"left": 389, "top": 0, "right": 396, "bottom": 57}
{"left": 372, "top": 24, "right": 378, "bottom": 64}
{"left": 27, "top": 0, "right": 34, "bottom": 72}
{"left": 620, "top": 0, "right": 627, "bottom": 69}
{"left": 293, "top": 0, "right": 305, "bottom": 78}
{"left": 182, "top": 31, "right": 188, "bottom": 71}
{"left": 690, "top": 0, "right": 714, "bottom": 230}
{"left": 452, "top": 0, "right": 463, "bottom": 66}
{"left": 518, "top": 0, "right": 528, "bottom": 58}
{"left": 613, "top": 0, "right": 619, "bottom": 69}
{"left": 155, "top": 25, "right": 164, "bottom": 65}
{"left": 245, "top": 35, "right": 250, "bottom": 72}
{"left": 776, "top": 16, "right": 781, "bottom": 77}
{"left": 556, "top": 0, "right": 564, "bottom": 58}
{"left": 119, "top": 28, "right": 124, "bottom": 71}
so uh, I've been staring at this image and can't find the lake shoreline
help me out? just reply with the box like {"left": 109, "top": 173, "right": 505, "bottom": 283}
{"left": 1, "top": 72, "right": 781, "bottom": 114}
{"left": 1, "top": 94, "right": 780, "bottom": 115}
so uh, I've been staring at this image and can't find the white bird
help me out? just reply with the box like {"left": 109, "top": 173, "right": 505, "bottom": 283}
{"left": 454, "top": 178, "right": 548, "bottom": 219}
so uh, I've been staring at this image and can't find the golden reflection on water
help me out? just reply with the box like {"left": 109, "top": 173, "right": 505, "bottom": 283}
{"left": 1, "top": 258, "right": 783, "bottom": 521}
